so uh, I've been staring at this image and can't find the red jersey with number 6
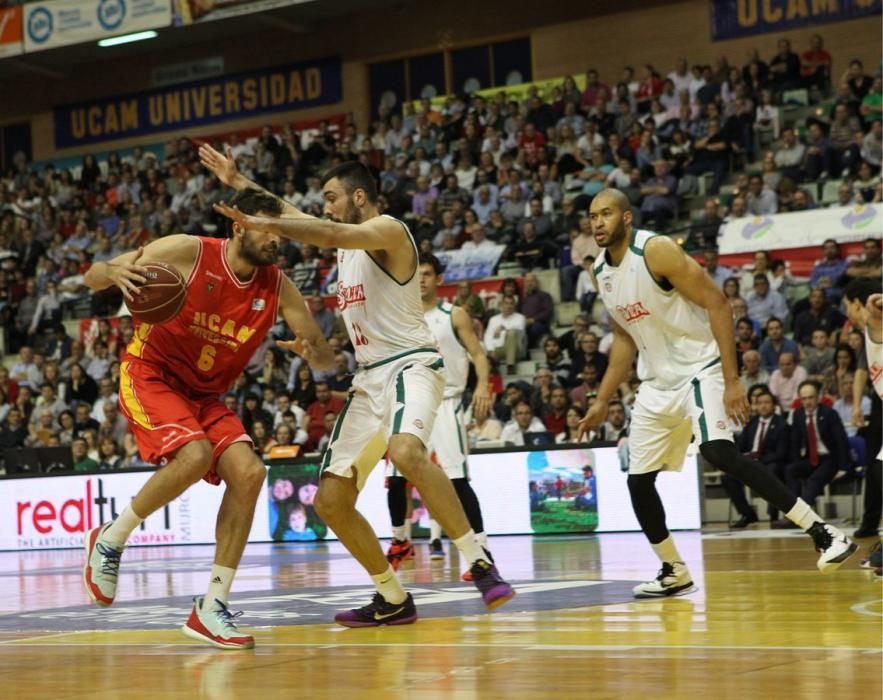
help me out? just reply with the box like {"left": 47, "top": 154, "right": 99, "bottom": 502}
{"left": 122, "top": 237, "right": 282, "bottom": 398}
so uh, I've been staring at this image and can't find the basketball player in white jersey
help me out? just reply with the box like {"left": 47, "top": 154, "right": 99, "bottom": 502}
{"left": 843, "top": 279, "right": 882, "bottom": 542}
{"left": 210, "top": 154, "right": 515, "bottom": 625}
{"left": 385, "top": 253, "right": 493, "bottom": 579}
{"left": 578, "top": 189, "right": 856, "bottom": 597}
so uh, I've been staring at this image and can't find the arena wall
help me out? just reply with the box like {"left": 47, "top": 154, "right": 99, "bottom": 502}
{"left": 7, "top": 0, "right": 878, "bottom": 160}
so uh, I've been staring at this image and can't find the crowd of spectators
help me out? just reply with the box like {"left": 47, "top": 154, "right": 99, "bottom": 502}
{"left": 0, "top": 34, "right": 880, "bottom": 529}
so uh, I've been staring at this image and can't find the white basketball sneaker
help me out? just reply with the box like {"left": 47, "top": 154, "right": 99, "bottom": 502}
{"left": 807, "top": 522, "right": 858, "bottom": 574}
{"left": 182, "top": 596, "right": 255, "bottom": 650}
{"left": 83, "top": 523, "right": 124, "bottom": 607}
{"left": 633, "top": 561, "right": 696, "bottom": 598}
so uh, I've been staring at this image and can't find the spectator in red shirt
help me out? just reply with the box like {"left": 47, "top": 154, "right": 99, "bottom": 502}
{"left": 580, "top": 69, "right": 610, "bottom": 110}
{"left": 636, "top": 65, "right": 663, "bottom": 114}
{"left": 542, "top": 386, "right": 569, "bottom": 434}
{"left": 519, "top": 123, "right": 547, "bottom": 171}
{"left": 800, "top": 34, "right": 832, "bottom": 92}
{"left": 306, "top": 381, "right": 344, "bottom": 448}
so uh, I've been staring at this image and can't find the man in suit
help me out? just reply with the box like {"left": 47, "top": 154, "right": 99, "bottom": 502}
{"left": 782, "top": 381, "right": 849, "bottom": 522}
{"left": 723, "top": 389, "right": 790, "bottom": 527}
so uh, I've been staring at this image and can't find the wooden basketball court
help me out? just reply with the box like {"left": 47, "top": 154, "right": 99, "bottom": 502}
{"left": 0, "top": 531, "right": 879, "bottom": 699}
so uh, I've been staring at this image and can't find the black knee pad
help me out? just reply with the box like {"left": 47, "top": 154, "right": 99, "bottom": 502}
{"left": 699, "top": 439, "right": 736, "bottom": 467}
{"left": 626, "top": 471, "right": 658, "bottom": 497}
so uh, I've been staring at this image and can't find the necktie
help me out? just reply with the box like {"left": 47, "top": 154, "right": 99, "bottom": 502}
{"left": 806, "top": 413, "right": 820, "bottom": 467}
{"left": 756, "top": 420, "right": 767, "bottom": 458}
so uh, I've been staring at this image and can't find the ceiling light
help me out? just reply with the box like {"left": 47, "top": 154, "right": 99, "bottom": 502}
{"left": 98, "top": 30, "right": 158, "bottom": 48}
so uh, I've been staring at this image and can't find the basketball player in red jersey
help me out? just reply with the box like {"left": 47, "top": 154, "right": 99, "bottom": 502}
{"left": 82, "top": 188, "right": 334, "bottom": 649}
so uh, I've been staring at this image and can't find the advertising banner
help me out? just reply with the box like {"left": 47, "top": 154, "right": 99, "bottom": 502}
{"left": 54, "top": 55, "right": 343, "bottom": 148}
{"left": 173, "top": 0, "right": 313, "bottom": 25}
{"left": 718, "top": 204, "right": 881, "bottom": 255}
{"left": 436, "top": 244, "right": 506, "bottom": 282}
{"left": 24, "top": 0, "right": 172, "bottom": 53}
{"left": 0, "top": 447, "right": 700, "bottom": 551}
{"left": 0, "top": 7, "right": 23, "bottom": 58}
{"left": 710, "top": 0, "right": 881, "bottom": 41}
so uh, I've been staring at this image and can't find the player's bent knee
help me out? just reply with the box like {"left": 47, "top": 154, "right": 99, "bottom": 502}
{"left": 172, "top": 440, "right": 213, "bottom": 483}
{"left": 699, "top": 439, "right": 735, "bottom": 467}
{"left": 387, "top": 436, "right": 426, "bottom": 472}
{"left": 314, "top": 474, "right": 357, "bottom": 522}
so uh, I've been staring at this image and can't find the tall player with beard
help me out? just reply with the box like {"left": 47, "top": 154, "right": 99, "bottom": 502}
{"left": 579, "top": 189, "right": 856, "bottom": 597}
{"left": 385, "top": 253, "right": 494, "bottom": 579}
{"left": 82, "top": 188, "right": 334, "bottom": 648}
{"left": 207, "top": 147, "right": 515, "bottom": 626}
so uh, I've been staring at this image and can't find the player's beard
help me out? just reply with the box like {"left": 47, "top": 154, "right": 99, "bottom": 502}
{"left": 597, "top": 215, "right": 628, "bottom": 248}
{"left": 241, "top": 231, "right": 278, "bottom": 267}
{"left": 341, "top": 197, "right": 362, "bottom": 225}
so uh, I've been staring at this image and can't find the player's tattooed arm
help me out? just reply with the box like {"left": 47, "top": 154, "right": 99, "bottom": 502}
{"left": 198, "top": 143, "right": 315, "bottom": 221}
{"left": 276, "top": 277, "right": 335, "bottom": 371}
{"left": 84, "top": 234, "right": 198, "bottom": 301}
{"left": 645, "top": 236, "right": 750, "bottom": 424}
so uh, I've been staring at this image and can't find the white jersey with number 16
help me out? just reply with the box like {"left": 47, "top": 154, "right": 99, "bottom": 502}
{"left": 335, "top": 215, "right": 437, "bottom": 366}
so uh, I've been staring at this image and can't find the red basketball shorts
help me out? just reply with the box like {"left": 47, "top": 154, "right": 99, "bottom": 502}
{"left": 118, "top": 360, "right": 252, "bottom": 485}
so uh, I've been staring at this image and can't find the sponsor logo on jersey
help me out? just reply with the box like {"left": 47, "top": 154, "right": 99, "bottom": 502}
{"left": 870, "top": 361, "right": 882, "bottom": 387}
{"left": 206, "top": 283, "right": 214, "bottom": 294}
{"left": 337, "top": 283, "right": 366, "bottom": 310}
{"left": 252, "top": 298, "right": 266, "bottom": 310}
{"left": 616, "top": 301, "right": 651, "bottom": 324}
{"left": 206, "top": 271, "right": 224, "bottom": 281}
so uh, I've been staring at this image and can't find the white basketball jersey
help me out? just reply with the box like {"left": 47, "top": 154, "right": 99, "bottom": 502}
{"left": 594, "top": 229, "right": 719, "bottom": 390}
{"left": 336, "top": 215, "right": 437, "bottom": 366}
{"left": 425, "top": 301, "right": 469, "bottom": 398}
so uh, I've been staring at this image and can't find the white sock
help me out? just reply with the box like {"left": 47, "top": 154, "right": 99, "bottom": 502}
{"left": 392, "top": 525, "right": 407, "bottom": 541}
{"left": 429, "top": 519, "right": 443, "bottom": 542}
{"left": 475, "top": 531, "right": 489, "bottom": 549}
{"left": 371, "top": 566, "right": 407, "bottom": 605}
{"left": 103, "top": 504, "right": 144, "bottom": 547}
{"left": 651, "top": 536, "right": 683, "bottom": 566}
{"left": 453, "top": 530, "right": 486, "bottom": 565}
{"left": 205, "top": 565, "right": 236, "bottom": 607}
{"left": 404, "top": 518, "right": 412, "bottom": 541}
{"left": 785, "top": 498, "right": 824, "bottom": 530}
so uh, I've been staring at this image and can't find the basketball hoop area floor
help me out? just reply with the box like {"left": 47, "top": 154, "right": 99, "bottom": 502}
{"left": 0, "top": 531, "right": 879, "bottom": 699}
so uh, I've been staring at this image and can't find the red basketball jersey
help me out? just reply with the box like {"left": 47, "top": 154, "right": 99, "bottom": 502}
{"left": 123, "top": 237, "right": 282, "bottom": 398}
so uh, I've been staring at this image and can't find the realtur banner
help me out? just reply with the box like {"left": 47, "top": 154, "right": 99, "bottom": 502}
{"left": 710, "top": 0, "right": 881, "bottom": 41}
{"left": 54, "top": 56, "right": 343, "bottom": 148}
{"left": 24, "top": 0, "right": 171, "bottom": 53}
{"left": 718, "top": 204, "right": 882, "bottom": 255}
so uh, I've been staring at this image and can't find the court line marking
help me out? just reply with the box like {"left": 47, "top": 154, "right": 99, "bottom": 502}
{"left": 0, "top": 631, "right": 91, "bottom": 645}
{"left": 1, "top": 640, "right": 879, "bottom": 653}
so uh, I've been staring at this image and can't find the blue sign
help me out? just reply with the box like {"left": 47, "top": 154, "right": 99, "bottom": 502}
{"left": 710, "top": 0, "right": 881, "bottom": 41}
{"left": 54, "top": 56, "right": 343, "bottom": 148}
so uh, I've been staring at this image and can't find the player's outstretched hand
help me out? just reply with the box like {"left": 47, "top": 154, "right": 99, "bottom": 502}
{"left": 214, "top": 201, "right": 276, "bottom": 233}
{"left": 723, "top": 381, "right": 750, "bottom": 426}
{"left": 276, "top": 338, "right": 335, "bottom": 371}
{"left": 199, "top": 144, "right": 238, "bottom": 187}
{"left": 107, "top": 246, "right": 149, "bottom": 302}
{"left": 577, "top": 400, "right": 608, "bottom": 443}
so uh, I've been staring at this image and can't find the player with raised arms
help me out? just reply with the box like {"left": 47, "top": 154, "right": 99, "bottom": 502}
{"left": 204, "top": 143, "right": 515, "bottom": 626}
{"left": 578, "top": 188, "right": 856, "bottom": 597}
{"left": 82, "top": 188, "right": 334, "bottom": 648}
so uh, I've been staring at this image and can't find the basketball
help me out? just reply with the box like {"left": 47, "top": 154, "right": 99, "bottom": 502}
{"left": 127, "top": 263, "right": 187, "bottom": 325}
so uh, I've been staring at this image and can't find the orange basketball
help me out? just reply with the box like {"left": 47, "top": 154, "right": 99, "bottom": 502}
{"left": 127, "top": 262, "right": 187, "bottom": 325}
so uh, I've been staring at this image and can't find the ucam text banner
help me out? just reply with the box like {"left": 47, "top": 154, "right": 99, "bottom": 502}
{"left": 24, "top": 0, "right": 171, "bottom": 53}
{"left": 0, "top": 7, "right": 23, "bottom": 58}
{"left": 54, "top": 56, "right": 342, "bottom": 148}
{"left": 710, "top": 0, "right": 881, "bottom": 41}
{"left": 718, "top": 204, "right": 881, "bottom": 255}
{"left": 436, "top": 244, "right": 506, "bottom": 282}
